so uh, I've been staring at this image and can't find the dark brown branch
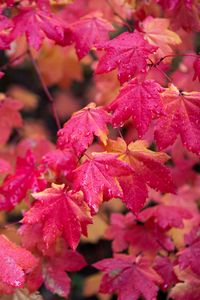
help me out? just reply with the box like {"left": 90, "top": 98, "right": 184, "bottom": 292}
{"left": 28, "top": 48, "right": 61, "bottom": 130}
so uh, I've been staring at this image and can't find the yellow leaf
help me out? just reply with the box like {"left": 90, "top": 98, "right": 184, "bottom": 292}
{"left": 7, "top": 86, "right": 38, "bottom": 111}
{"left": 83, "top": 273, "right": 111, "bottom": 300}
{"left": 37, "top": 43, "right": 83, "bottom": 87}
{"left": 82, "top": 214, "right": 108, "bottom": 243}
{"left": 1, "top": 289, "right": 43, "bottom": 300}
{"left": 141, "top": 17, "right": 181, "bottom": 58}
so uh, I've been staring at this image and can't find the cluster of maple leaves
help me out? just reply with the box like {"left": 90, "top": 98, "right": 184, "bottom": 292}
{"left": 0, "top": 0, "right": 200, "bottom": 299}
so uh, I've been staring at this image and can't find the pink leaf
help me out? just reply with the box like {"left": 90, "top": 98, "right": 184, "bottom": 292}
{"left": 0, "top": 151, "right": 46, "bottom": 211}
{"left": 22, "top": 183, "right": 92, "bottom": 250}
{"left": 155, "top": 84, "right": 200, "bottom": 155}
{"left": 108, "top": 78, "right": 163, "bottom": 137}
{"left": 93, "top": 254, "right": 162, "bottom": 300}
{"left": 96, "top": 30, "right": 157, "bottom": 84}
{"left": 57, "top": 103, "right": 111, "bottom": 156}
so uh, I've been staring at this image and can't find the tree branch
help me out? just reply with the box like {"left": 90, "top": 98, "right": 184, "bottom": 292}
{"left": 28, "top": 48, "right": 61, "bottom": 130}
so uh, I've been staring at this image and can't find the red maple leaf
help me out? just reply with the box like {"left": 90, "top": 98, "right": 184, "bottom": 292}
{"left": 0, "top": 158, "right": 11, "bottom": 174}
{"left": 193, "top": 56, "right": 200, "bottom": 81}
{"left": 119, "top": 175, "right": 148, "bottom": 215}
{"left": 0, "top": 151, "right": 46, "bottom": 211}
{"left": 139, "top": 205, "right": 192, "bottom": 230}
{"left": 93, "top": 254, "right": 162, "bottom": 300}
{"left": 156, "top": 0, "right": 183, "bottom": 11}
{"left": 36, "top": 0, "right": 51, "bottom": 10}
{"left": 0, "top": 96, "right": 23, "bottom": 145}
{"left": 108, "top": 78, "right": 163, "bottom": 137}
{"left": 67, "top": 12, "right": 114, "bottom": 59}
{"left": 105, "top": 212, "right": 136, "bottom": 252}
{"left": 0, "top": 234, "right": 38, "bottom": 293}
{"left": 42, "top": 148, "right": 78, "bottom": 177}
{"left": 154, "top": 256, "right": 178, "bottom": 290}
{"left": 22, "top": 183, "right": 92, "bottom": 250}
{"left": 72, "top": 152, "right": 133, "bottom": 213}
{"left": 154, "top": 84, "right": 200, "bottom": 155}
{"left": 96, "top": 30, "right": 157, "bottom": 84}
{"left": 19, "top": 222, "right": 48, "bottom": 255}
{"left": 42, "top": 249, "right": 86, "bottom": 297}
{"left": 10, "top": 6, "right": 67, "bottom": 50}
{"left": 0, "top": 14, "right": 13, "bottom": 49}
{"left": 57, "top": 103, "right": 111, "bottom": 156}
{"left": 16, "top": 137, "right": 54, "bottom": 164}
{"left": 178, "top": 237, "right": 200, "bottom": 276}
{"left": 25, "top": 242, "right": 87, "bottom": 297}
{"left": 126, "top": 220, "right": 174, "bottom": 255}
{"left": 157, "top": 0, "right": 200, "bottom": 31}
{"left": 106, "top": 138, "right": 175, "bottom": 214}
{"left": 0, "top": 0, "right": 14, "bottom": 6}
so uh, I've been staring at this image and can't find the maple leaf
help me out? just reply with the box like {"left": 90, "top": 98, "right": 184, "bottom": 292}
{"left": 105, "top": 212, "right": 136, "bottom": 252}
{"left": 0, "top": 158, "right": 11, "bottom": 174}
{"left": 159, "top": 0, "right": 200, "bottom": 32}
{"left": 16, "top": 137, "right": 54, "bottom": 164}
{"left": 140, "top": 16, "right": 181, "bottom": 57}
{"left": 37, "top": 43, "right": 83, "bottom": 87}
{"left": 93, "top": 254, "right": 162, "bottom": 300}
{"left": 43, "top": 249, "right": 86, "bottom": 297}
{"left": 96, "top": 30, "right": 157, "bottom": 84}
{"left": 0, "top": 151, "right": 46, "bottom": 211}
{"left": 119, "top": 175, "right": 148, "bottom": 214}
{"left": 0, "top": 235, "right": 38, "bottom": 292}
{"left": 10, "top": 6, "right": 67, "bottom": 50}
{"left": 126, "top": 220, "right": 174, "bottom": 255}
{"left": 169, "top": 267, "right": 200, "bottom": 300}
{"left": 178, "top": 237, "right": 200, "bottom": 276}
{"left": 108, "top": 78, "right": 163, "bottom": 137}
{"left": 153, "top": 256, "right": 178, "bottom": 290}
{"left": 106, "top": 138, "right": 174, "bottom": 214}
{"left": 0, "top": 14, "right": 13, "bottom": 49}
{"left": 154, "top": 84, "right": 200, "bottom": 155}
{"left": 42, "top": 148, "right": 78, "bottom": 177}
{"left": 139, "top": 205, "right": 192, "bottom": 230}
{"left": 67, "top": 12, "right": 114, "bottom": 59}
{"left": 19, "top": 223, "right": 48, "bottom": 255}
{"left": 193, "top": 56, "right": 200, "bottom": 81}
{"left": 72, "top": 152, "right": 133, "bottom": 213}
{"left": 57, "top": 103, "right": 111, "bottom": 156}
{"left": 22, "top": 239, "right": 87, "bottom": 297}
{"left": 156, "top": 0, "right": 181, "bottom": 11}
{"left": 0, "top": 96, "right": 23, "bottom": 145}
{"left": 0, "top": 0, "right": 14, "bottom": 6}
{"left": 36, "top": 0, "right": 51, "bottom": 10}
{"left": 22, "top": 183, "right": 92, "bottom": 250}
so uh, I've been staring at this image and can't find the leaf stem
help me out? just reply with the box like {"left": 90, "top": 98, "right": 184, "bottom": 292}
{"left": 148, "top": 58, "right": 173, "bottom": 83}
{"left": 28, "top": 48, "right": 61, "bottom": 130}
{"left": 118, "top": 128, "right": 124, "bottom": 139}
{"left": 154, "top": 64, "right": 173, "bottom": 83}
{"left": 155, "top": 53, "right": 200, "bottom": 66}
{"left": 0, "top": 50, "right": 28, "bottom": 71}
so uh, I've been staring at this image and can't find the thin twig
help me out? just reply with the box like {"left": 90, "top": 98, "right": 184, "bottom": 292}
{"left": 0, "top": 50, "right": 28, "bottom": 71}
{"left": 28, "top": 48, "right": 61, "bottom": 130}
{"left": 118, "top": 128, "right": 124, "bottom": 139}
{"left": 0, "top": 221, "right": 20, "bottom": 229}
{"left": 148, "top": 57, "right": 173, "bottom": 83}
{"left": 154, "top": 64, "right": 173, "bottom": 83}
{"left": 155, "top": 53, "right": 200, "bottom": 66}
